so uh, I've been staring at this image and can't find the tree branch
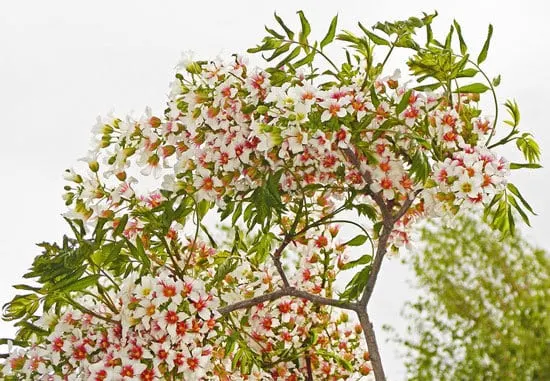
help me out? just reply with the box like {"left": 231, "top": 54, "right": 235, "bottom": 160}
{"left": 359, "top": 224, "right": 392, "bottom": 308}
{"left": 342, "top": 148, "right": 392, "bottom": 221}
{"left": 357, "top": 310, "right": 386, "bottom": 381}
{"left": 393, "top": 190, "right": 421, "bottom": 223}
{"left": 218, "top": 287, "right": 358, "bottom": 315}
{"left": 271, "top": 235, "right": 292, "bottom": 288}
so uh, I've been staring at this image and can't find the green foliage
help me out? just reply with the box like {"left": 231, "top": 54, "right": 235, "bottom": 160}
{"left": 397, "top": 215, "right": 550, "bottom": 381}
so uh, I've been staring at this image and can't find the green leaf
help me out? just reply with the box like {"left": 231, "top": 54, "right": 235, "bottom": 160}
{"left": 265, "top": 26, "right": 284, "bottom": 39}
{"left": 353, "top": 203, "right": 378, "bottom": 221}
{"left": 220, "top": 201, "right": 235, "bottom": 222}
{"left": 200, "top": 224, "right": 218, "bottom": 249}
{"left": 342, "top": 254, "right": 373, "bottom": 270}
{"left": 276, "top": 46, "right": 301, "bottom": 68}
{"left": 317, "top": 349, "right": 354, "bottom": 371}
{"left": 454, "top": 83, "right": 490, "bottom": 94}
{"left": 274, "top": 12, "right": 294, "bottom": 39}
{"left": 212, "top": 255, "right": 239, "bottom": 284}
{"left": 516, "top": 133, "right": 541, "bottom": 164}
{"left": 509, "top": 162, "right": 542, "bottom": 170}
{"left": 370, "top": 86, "right": 380, "bottom": 107}
{"left": 477, "top": 24, "right": 493, "bottom": 64}
{"left": 247, "top": 37, "right": 282, "bottom": 54}
{"left": 358, "top": 22, "right": 390, "bottom": 46}
{"left": 320, "top": 15, "right": 338, "bottom": 49}
{"left": 413, "top": 82, "right": 442, "bottom": 92}
{"left": 507, "top": 195, "right": 531, "bottom": 226}
{"left": 410, "top": 150, "right": 430, "bottom": 183}
{"left": 2, "top": 294, "right": 40, "bottom": 321}
{"left": 453, "top": 20, "right": 467, "bottom": 55}
{"left": 503, "top": 99, "right": 520, "bottom": 127}
{"left": 344, "top": 234, "right": 368, "bottom": 247}
{"left": 297, "top": 10, "right": 311, "bottom": 46}
{"left": 57, "top": 274, "right": 100, "bottom": 292}
{"left": 112, "top": 214, "right": 128, "bottom": 237}
{"left": 507, "top": 183, "right": 536, "bottom": 215}
{"left": 293, "top": 47, "right": 316, "bottom": 68}
{"left": 444, "top": 24, "right": 454, "bottom": 50}
{"left": 232, "top": 202, "right": 243, "bottom": 225}
{"left": 492, "top": 74, "right": 501, "bottom": 87}
{"left": 396, "top": 89, "right": 413, "bottom": 114}
{"left": 340, "top": 265, "right": 371, "bottom": 300}
{"left": 457, "top": 68, "right": 478, "bottom": 78}
{"left": 264, "top": 43, "right": 290, "bottom": 62}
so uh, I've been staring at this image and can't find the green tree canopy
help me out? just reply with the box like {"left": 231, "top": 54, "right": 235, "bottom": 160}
{"left": 399, "top": 215, "right": 550, "bottom": 380}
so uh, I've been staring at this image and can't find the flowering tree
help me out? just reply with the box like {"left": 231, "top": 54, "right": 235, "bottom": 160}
{"left": 0, "top": 11, "right": 540, "bottom": 380}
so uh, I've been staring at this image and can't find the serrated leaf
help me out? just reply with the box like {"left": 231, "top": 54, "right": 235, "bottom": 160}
{"left": 453, "top": 20, "right": 467, "bottom": 55}
{"left": 354, "top": 203, "right": 378, "bottom": 220}
{"left": 274, "top": 12, "right": 294, "bottom": 39}
{"left": 507, "top": 183, "right": 536, "bottom": 215}
{"left": 444, "top": 24, "right": 454, "bottom": 49}
{"left": 57, "top": 274, "right": 100, "bottom": 292}
{"left": 293, "top": 47, "right": 316, "bottom": 68}
{"left": 297, "top": 10, "right": 311, "bottom": 41}
{"left": 264, "top": 43, "right": 291, "bottom": 62}
{"left": 276, "top": 46, "right": 301, "bottom": 68}
{"left": 358, "top": 23, "right": 390, "bottom": 46}
{"left": 454, "top": 83, "right": 490, "bottom": 94}
{"left": 265, "top": 26, "right": 284, "bottom": 39}
{"left": 516, "top": 133, "right": 541, "bottom": 164}
{"left": 507, "top": 195, "right": 531, "bottom": 227}
{"left": 340, "top": 265, "right": 371, "bottom": 300}
{"left": 321, "top": 15, "right": 338, "bottom": 49}
{"left": 477, "top": 24, "right": 493, "bottom": 64}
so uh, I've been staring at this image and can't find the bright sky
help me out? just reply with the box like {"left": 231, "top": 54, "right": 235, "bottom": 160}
{"left": 1, "top": 1, "right": 549, "bottom": 379}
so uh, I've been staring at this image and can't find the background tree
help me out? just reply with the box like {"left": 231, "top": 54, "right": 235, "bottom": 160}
{"left": 0, "top": 11, "right": 540, "bottom": 380}
{"left": 397, "top": 215, "right": 550, "bottom": 380}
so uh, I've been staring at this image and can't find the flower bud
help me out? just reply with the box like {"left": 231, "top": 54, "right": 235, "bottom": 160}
{"left": 149, "top": 116, "right": 162, "bottom": 128}
{"left": 123, "top": 147, "right": 136, "bottom": 158}
{"left": 63, "top": 169, "right": 82, "bottom": 183}
{"left": 256, "top": 105, "right": 269, "bottom": 114}
{"left": 161, "top": 145, "right": 176, "bottom": 158}
{"left": 339, "top": 312, "right": 349, "bottom": 323}
{"left": 88, "top": 160, "right": 100, "bottom": 173}
{"left": 359, "top": 364, "right": 372, "bottom": 375}
{"left": 186, "top": 62, "right": 203, "bottom": 74}
{"left": 102, "top": 125, "right": 113, "bottom": 134}
{"left": 116, "top": 171, "right": 127, "bottom": 181}
{"left": 387, "top": 79, "right": 399, "bottom": 89}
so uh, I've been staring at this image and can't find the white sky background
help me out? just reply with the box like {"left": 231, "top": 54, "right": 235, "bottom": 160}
{"left": 1, "top": 1, "right": 549, "bottom": 379}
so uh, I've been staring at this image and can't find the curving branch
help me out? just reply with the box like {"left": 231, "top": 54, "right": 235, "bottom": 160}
{"left": 218, "top": 286, "right": 358, "bottom": 315}
{"left": 271, "top": 235, "right": 292, "bottom": 288}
